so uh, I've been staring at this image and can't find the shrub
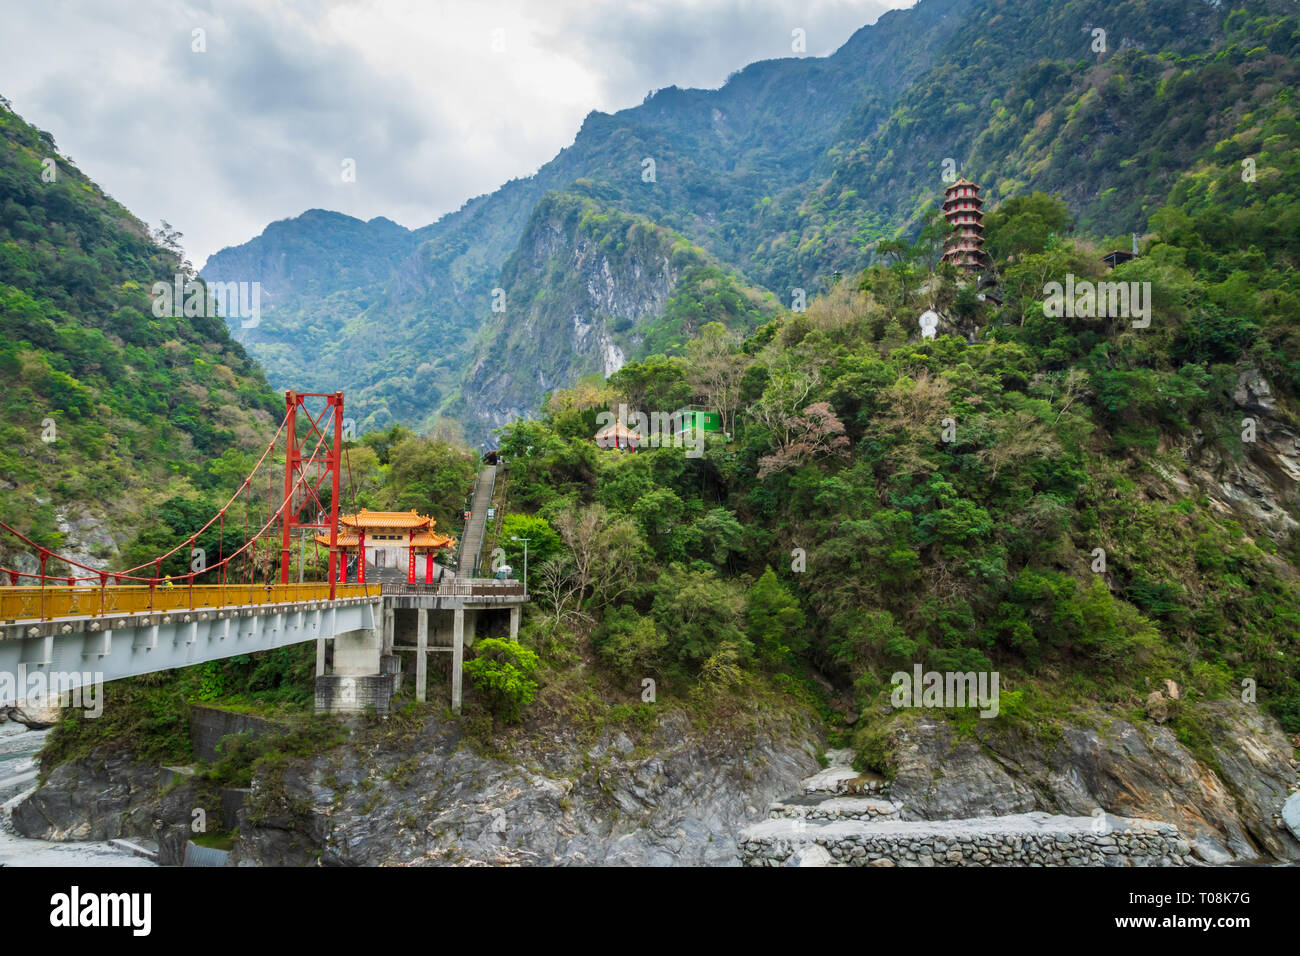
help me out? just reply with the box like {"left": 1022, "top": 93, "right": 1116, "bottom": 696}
{"left": 463, "top": 638, "right": 540, "bottom": 723}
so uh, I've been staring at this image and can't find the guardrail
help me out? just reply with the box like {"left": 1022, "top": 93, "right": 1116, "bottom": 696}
{"left": 385, "top": 579, "right": 525, "bottom": 598}
{"left": 0, "top": 582, "right": 380, "bottom": 623}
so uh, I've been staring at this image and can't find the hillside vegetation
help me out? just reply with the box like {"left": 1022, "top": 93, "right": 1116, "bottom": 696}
{"left": 488, "top": 163, "right": 1300, "bottom": 747}
{"left": 0, "top": 100, "right": 280, "bottom": 569}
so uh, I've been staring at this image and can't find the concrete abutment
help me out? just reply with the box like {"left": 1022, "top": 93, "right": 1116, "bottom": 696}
{"left": 313, "top": 589, "right": 526, "bottom": 716}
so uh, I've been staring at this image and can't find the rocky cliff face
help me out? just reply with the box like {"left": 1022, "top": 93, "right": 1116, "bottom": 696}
{"left": 14, "top": 708, "right": 822, "bottom": 866}
{"left": 458, "top": 194, "right": 705, "bottom": 438}
{"left": 879, "top": 701, "right": 1300, "bottom": 865}
{"left": 12, "top": 752, "right": 161, "bottom": 843}
{"left": 1170, "top": 368, "right": 1300, "bottom": 538}
{"left": 13, "top": 696, "right": 1299, "bottom": 866}
{"left": 228, "top": 710, "right": 819, "bottom": 866}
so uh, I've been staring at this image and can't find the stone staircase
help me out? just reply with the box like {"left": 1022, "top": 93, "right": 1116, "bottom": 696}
{"left": 740, "top": 749, "right": 1191, "bottom": 867}
{"left": 456, "top": 465, "right": 496, "bottom": 578}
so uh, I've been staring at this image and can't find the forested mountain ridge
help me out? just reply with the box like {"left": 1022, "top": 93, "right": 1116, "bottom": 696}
{"left": 0, "top": 100, "right": 281, "bottom": 570}
{"left": 203, "top": 0, "right": 1299, "bottom": 445}
{"left": 768, "top": 0, "right": 1300, "bottom": 292}
{"left": 200, "top": 0, "right": 977, "bottom": 438}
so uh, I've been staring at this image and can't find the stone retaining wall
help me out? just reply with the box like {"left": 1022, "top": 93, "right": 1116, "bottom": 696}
{"left": 740, "top": 814, "right": 1190, "bottom": 867}
{"left": 769, "top": 798, "right": 900, "bottom": 822}
{"left": 189, "top": 705, "right": 287, "bottom": 762}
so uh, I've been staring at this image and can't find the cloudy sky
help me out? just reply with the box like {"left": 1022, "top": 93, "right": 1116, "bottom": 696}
{"left": 0, "top": 0, "right": 913, "bottom": 267}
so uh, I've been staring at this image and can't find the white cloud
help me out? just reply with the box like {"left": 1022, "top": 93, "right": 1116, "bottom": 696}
{"left": 0, "top": 0, "right": 914, "bottom": 266}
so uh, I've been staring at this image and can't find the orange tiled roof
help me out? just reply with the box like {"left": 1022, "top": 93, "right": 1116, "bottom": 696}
{"left": 314, "top": 530, "right": 454, "bottom": 549}
{"left": 339, "top": 509, "right": 433, "bottom": 530}
{"left": 315, "top": 532, "right": 361, "bottom": 547}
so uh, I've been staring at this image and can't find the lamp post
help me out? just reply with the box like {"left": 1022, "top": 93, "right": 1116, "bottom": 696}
{"left": 510, "top": 535, "right": 529, "bottom": 596}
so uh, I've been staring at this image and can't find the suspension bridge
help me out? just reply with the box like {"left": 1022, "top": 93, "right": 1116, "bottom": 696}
{"left": 0, "top": 391, "right": 526, "bottom": 714}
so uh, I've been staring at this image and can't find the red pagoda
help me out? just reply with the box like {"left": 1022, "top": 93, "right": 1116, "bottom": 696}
{"left": 940, "top": 178, "right": 987, "bottom": 273}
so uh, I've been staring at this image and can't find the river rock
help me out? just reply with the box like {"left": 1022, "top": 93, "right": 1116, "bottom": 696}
{"left": 11, "top": 752, "right": 161, "bottom": 841}
{"left": 9, "top": 702, "right": 61, "bottom": 728}
{"left": 1283, "top": 792, "right": 1300, "bottom": 842}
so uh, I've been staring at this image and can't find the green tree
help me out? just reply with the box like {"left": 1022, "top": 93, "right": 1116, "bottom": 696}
{"left": 651, "top": 563, "right": 750, "bottom": 666}
{"left": 383, "top": 435, "right": 476, "bottom": 527}
{"left": 746, "top": 566, "right": 806, "bottom": 666}
{"left": 463, "top": 638, "right": 539, "bottom": 723}
{"left": 984, "top": 192, "right": 1071, "bottom": 262}
{"left": 595, "top": 607, "right": 667, "bottom": 679}
{"left": 500, "top": 513, "right": 562, "bottom": 588}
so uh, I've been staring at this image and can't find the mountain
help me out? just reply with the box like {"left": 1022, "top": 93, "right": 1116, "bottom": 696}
{"left": 204, "top": 0, "right": 1299, "bottom": 446}
{"left": 455, "top": 190, "right": 782, "bottom": 432}
{"left": 0, "top": 100, "right": 281, "bottom": 570}
{"left": 201, "top": 0, "right": 976, "bottom": 440}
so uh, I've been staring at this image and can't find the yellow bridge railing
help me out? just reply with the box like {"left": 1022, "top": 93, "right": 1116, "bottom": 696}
{"left": 0, "top": 582, "right": 380, "bottom": 623}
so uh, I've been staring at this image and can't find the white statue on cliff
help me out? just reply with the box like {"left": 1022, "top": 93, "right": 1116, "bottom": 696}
{"left": 918, "top": 309, "right": 939, "bottom": 340}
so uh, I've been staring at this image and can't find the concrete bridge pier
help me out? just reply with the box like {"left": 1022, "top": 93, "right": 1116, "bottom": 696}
{"left": 314, "top": 614, "right": 396, "bottom": 715}
{"left": 400, "top": 605, "right": 473, "bottom": 711}
{"left": 451, "top": 607, "right": 464, "bottom": 714}
{"left": 415, "top": 608, "right": 428, "bottom": 703}
{"left": 314, "top": 584, "right": 526, "bottom": 716}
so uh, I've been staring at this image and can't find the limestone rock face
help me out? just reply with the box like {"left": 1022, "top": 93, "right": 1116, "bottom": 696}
{"left": 458, "top": 194, "right": 690, "bottom": 438}
{"left": 881, "top": 702, "right": 1300, "bottom": 864}
{"left": 1180, "top": 367, "right": 1300, "bottom": 536}
{"left": 1283, "top": 792, "right": 1300, "bottom": 842}
{"left": 215, "top": 708, "right": 820, "bottom": 867}
{"left": 11, "top": 753, "right": 160, "bottom": 842}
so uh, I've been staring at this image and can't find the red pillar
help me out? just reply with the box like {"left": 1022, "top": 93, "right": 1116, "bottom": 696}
{"left": 357, "top": 531, "right": 366, "bottom": 584}
{"left": 407, "top": 542, "right": 416, "bottom": 584}
{"left": 327, "top": 393, "right": 343, "bottom": 599}
{"left": 425, "top": 551, "right": 434, "bottom": 584}
{"left": 279, "top": 391, "right": 298, "bottom": 584}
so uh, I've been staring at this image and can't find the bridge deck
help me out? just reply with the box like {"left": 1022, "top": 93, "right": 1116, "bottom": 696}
{"left": 0, "top": 582, "right": 380, "bottom": 623}
{"left": 0, "top": 579, "right": 524, "bottom": 623}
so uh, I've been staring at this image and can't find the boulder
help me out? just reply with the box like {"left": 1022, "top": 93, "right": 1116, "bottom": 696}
{"left": 785, "top": 844, "right": 833, "bottom": 867}
{"left": 1283, "top": 793, "right": 1300, "bottom": 843}
{"left": 9, "top": 701, "right": 61, "bottom": 728}
{"left": 1145, "top": 692, "right": 1170, "bottom": 724}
